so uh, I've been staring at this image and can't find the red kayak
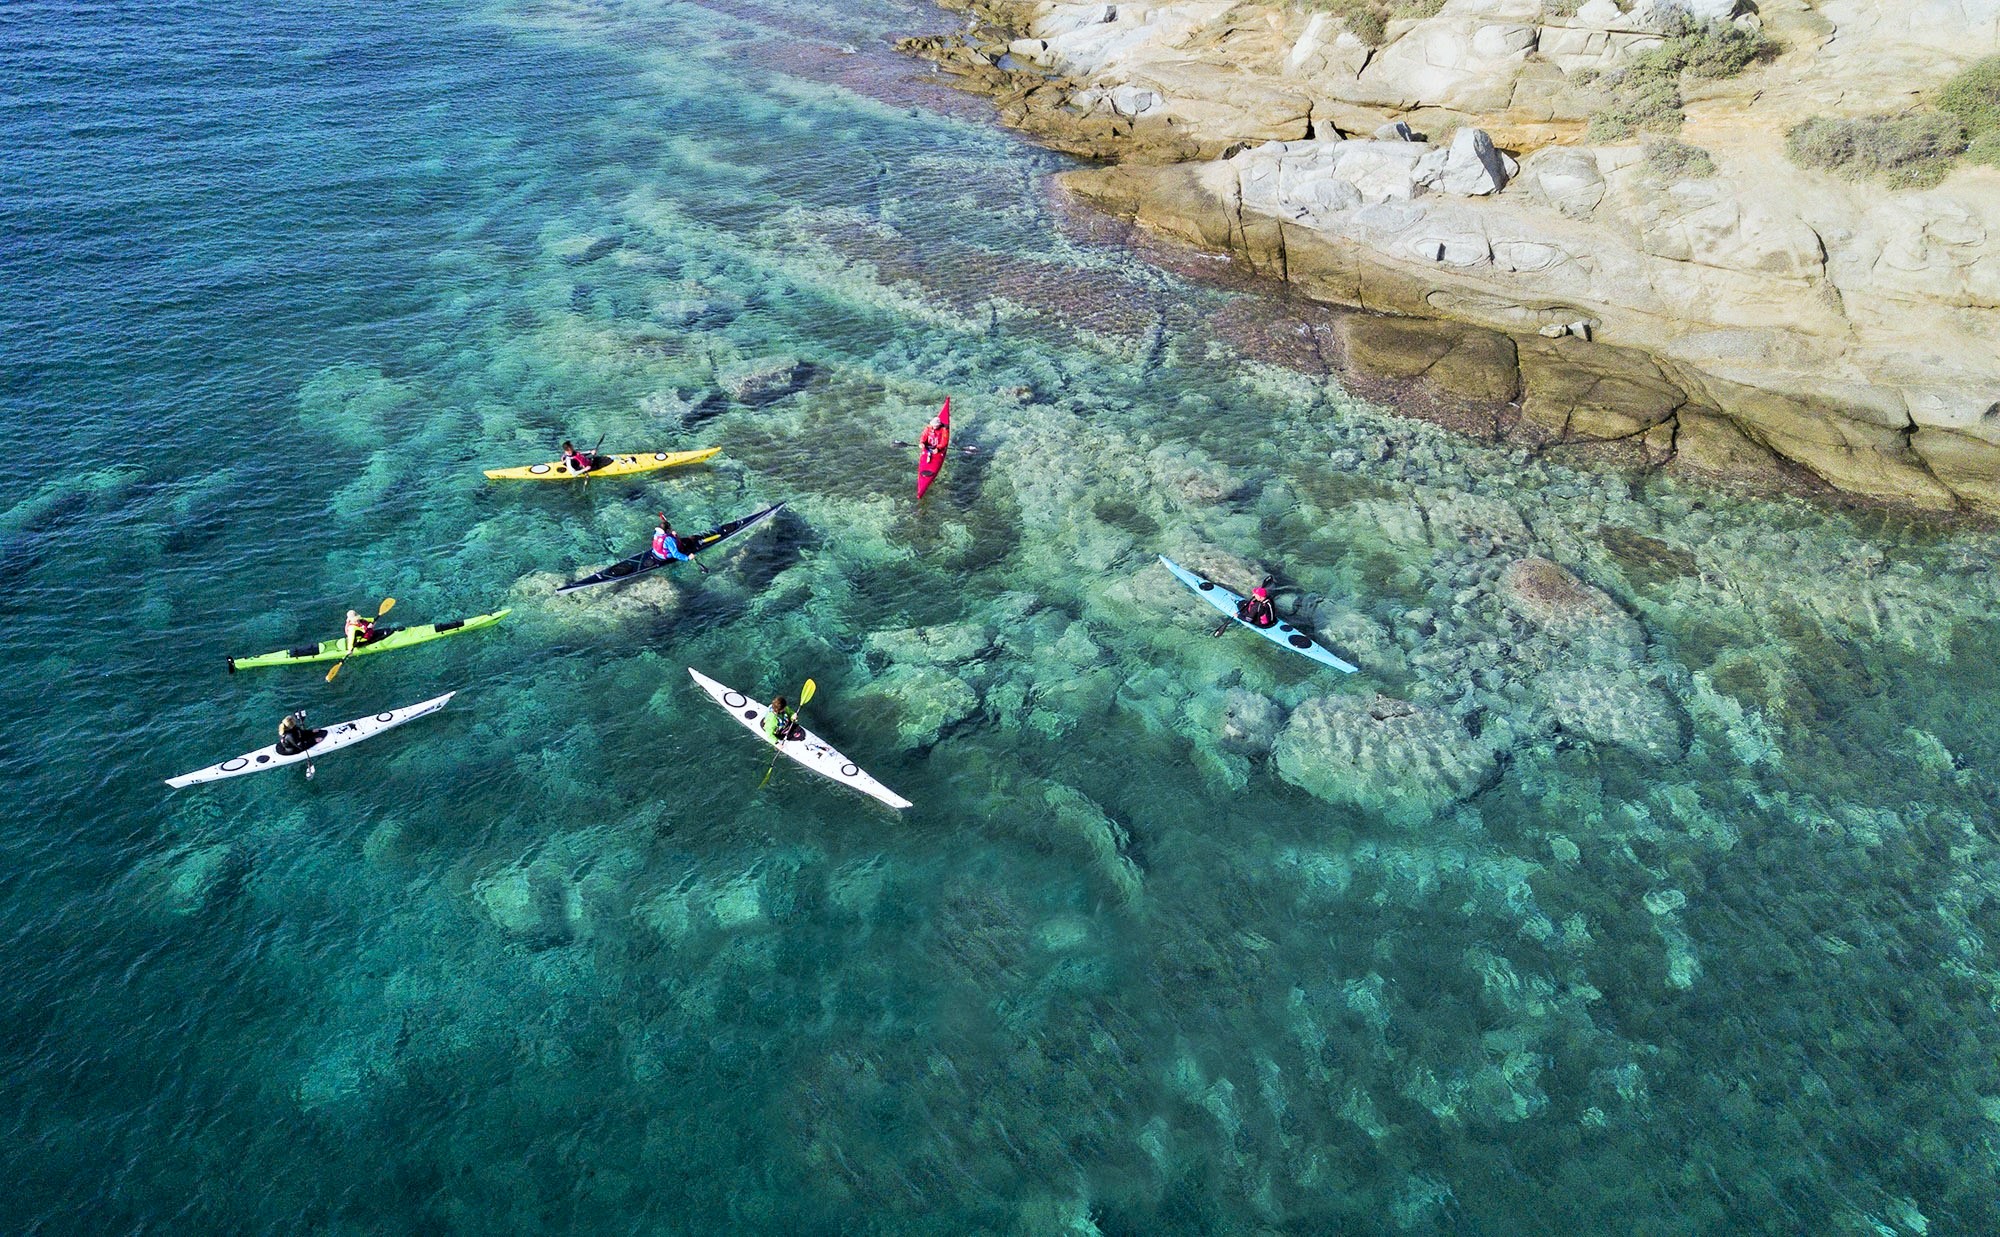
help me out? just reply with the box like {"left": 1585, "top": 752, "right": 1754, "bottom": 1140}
{"left": 916, "top": 398, "right": 951, "bottom": 498}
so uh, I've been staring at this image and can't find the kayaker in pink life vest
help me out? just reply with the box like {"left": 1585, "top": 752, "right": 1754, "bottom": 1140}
{"left": 651, "top": 515, "right": 693, "bottom": 562}
{"left": 561, "top": 440, "right": 598, "bottom": 474}
{"left": 1236, "top": 586, "right": 1278, "bottom": 629}
{"left": 344, "top": 609, "right": 380, "bottom": 653}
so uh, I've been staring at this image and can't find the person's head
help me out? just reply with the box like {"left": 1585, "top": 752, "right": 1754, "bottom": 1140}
{"left": 1252, "top": 587, "right": 1268, "bottom": 600}
{"left": 771, "top": 695, "right": 788, "bottom": 712}
{"left": 930, "top": 415, "right": 943, "bottom": 429}
{"left": 562, "top": 440, "right": 576, "bottom": 452}
{"left": 347, "top": 609, "right": 360, "bottom": 622}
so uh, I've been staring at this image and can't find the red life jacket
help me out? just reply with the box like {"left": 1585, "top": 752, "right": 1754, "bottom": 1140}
{"left": 652, "top": 528, "right": 669, "bottom": 557}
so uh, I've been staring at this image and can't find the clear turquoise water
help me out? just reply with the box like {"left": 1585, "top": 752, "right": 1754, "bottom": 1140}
{"left": 7, "top": 0, "right": 2000, "bottom": 1231}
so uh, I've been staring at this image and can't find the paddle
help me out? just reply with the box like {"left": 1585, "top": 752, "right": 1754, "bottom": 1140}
{"left": 325, "top": 597, "right": 396, "bottom": 682}
{"left": 579, "top": 431, "right": 607, "bottom": 489}
{"left": 893, "top": 440, "right": 981, "bottom": 454}
{"left": 758, "top": 678, "right": 816, "bottom": 790}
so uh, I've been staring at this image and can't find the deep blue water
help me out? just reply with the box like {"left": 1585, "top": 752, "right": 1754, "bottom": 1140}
{"left": 6, "top": 0, "right": 2000, "bottom": 1232}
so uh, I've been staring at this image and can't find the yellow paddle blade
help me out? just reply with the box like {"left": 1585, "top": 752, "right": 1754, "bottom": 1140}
{"left": 377, "top": 597, "right": 396, "bottom": 617}
{"left": 325, "top": 660, "right": 344, "bottom": 683}
{"left": 800, "top": 678, "right": 817, "bottom": 706}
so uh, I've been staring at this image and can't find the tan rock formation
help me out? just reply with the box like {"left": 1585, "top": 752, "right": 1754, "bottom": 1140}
{"left": 902, "top": 0, "right": 2000, "bottom": 513}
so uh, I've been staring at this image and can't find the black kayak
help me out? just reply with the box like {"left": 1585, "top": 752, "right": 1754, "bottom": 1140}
{"left": 555, "top": 502, "right": 785, "bottom": 594}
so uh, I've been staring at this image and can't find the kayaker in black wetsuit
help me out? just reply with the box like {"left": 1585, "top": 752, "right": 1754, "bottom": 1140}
{"left": 276, "top": 710, "right": 321, "bottom": 755}
{"left": 561, "top": 440, "right": 599, "bottom": 474}
{"left": 1236, "top": 585, "right": 1278, "bottom": 628}
{"left": 764, "top": 695, "right": 804, "bottom": 743}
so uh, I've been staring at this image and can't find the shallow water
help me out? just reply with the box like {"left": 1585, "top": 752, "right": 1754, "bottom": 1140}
{"left": 6, "top": 0, "right": 2000, "bottom": 1231}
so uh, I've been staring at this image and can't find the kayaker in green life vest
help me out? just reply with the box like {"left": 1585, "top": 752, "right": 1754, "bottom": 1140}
{"left": 764, "top": 694, "right": 804, "bottom": 743}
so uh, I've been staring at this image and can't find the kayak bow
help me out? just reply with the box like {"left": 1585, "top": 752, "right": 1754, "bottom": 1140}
{"left": 1158, "top": 555, "right": 1358, "bottom": 673}
{"left": 687, "top": 667, "right": 912, "bottom": 810}
{"left": 483, "top": 446, "right": 721, "bottom": 481}
{"left": 916, "top": 399, "right": 950, "bottom": 498}
{"left": 165, "top": 692, "right": 455, "bottom": 788}
{"left": 555, "top": 502, "right": 784, "bottom": 593}
{"left": 227, "top": 609, "right": 510, "bottom": 673}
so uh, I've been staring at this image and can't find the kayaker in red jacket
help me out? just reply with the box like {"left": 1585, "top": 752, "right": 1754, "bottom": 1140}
{"left": 1236, "top": 586, "right": 1277, "bottom": 628}
{"left": 919, "top": 416, "right": 947, "bottom": 455}
{"left": 561, "top": 440, "right": 599, "bottom": 474}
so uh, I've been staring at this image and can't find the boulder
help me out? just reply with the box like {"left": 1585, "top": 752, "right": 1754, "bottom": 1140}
{"left": 1521, "top": 147, "right": 1606, "bottom": 219}
{"left": 1415, "top": 128, "right": 1514, "bottom": 197}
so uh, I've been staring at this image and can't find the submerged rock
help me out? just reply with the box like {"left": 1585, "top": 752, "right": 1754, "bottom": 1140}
{"left": 1273, "top": 694, "right": 1505, "bottom": 821}
{"left": 140, "top": 842, "right": 249, "bottom": 918}
{"left": 858, "top": 664, "right": 982, "bottom": 749}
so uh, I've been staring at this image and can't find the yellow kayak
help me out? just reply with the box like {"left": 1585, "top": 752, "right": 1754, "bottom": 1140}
{"left": 483, "top": 446, "right": 721, "bottom": 481}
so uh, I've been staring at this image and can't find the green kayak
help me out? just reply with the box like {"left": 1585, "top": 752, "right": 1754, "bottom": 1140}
{"left": 227, "top": 609, "right": 510, "bottom": 672}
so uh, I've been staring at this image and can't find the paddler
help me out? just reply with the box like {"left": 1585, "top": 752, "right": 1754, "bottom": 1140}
{"left": 918, "top": 413, "right": 947, "bottom": 456}
{"left": 561, "top": 440, "right": 599, "bottom": 474}
{"left": 344, "top": 608, "right": 381, "bottom": 653}
{"left": 1236, "top": 586, "right": 1278, "bottom": 629}
{"left": 650, "top": 515, "right": 693, "bottom": 563}
{"left": 764, "top": 694, "right": 805, "bottom": 743}
{"left": 276, "top": 710, "right": 320, "bottom": 756}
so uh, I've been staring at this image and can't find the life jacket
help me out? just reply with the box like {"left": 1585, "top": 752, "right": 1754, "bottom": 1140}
{"left": 1238, "top": 598, "right": 1276, "bottom": 628}
{"left": 565, "top": 451, "right": 591, "bottom": 472}
{"left": 652, "top": 528, "right": 673, "bottom": 558}
{"left": 346, "top": 617, "right": 375, "bottom": 643}
{"left": 921, "top": 425, "right": 946, "bottom": 451}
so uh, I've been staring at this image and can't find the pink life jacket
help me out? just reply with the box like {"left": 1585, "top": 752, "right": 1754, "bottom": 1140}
{"left": 652, "top": 528, "right": 671, "bottom": 557}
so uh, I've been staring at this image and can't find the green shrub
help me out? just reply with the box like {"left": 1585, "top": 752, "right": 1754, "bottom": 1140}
{"left": 1665, "top": 15, "right": 1775, "bottom": 80}
{"left": 1585, "top": 19, "right": 1776, "bottom": 140}
{"left": 1643, "top": 138, "right": 1717, "bottom": 180}
{"left": 1785, "top": 113, "right": 1968, "bottom": 188}
{"left": 1938, "top": 55, "right": 2000, "bottom": 145}
{"left": 1587, "top": 62, "right": 1684, "bottom": 140}
{"left": 1298, "top": 0, "right": 1447, "bottom": 47}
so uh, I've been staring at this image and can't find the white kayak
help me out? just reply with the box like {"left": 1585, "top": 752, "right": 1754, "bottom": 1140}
{"left": 1159, "top": 555, "right": 1359, "bottom": 673}
{"left": 687, "top": 668, "right": 912, "bottom": 810}
{"left": 165, "top": 692, "right": 456, "bottom": 788}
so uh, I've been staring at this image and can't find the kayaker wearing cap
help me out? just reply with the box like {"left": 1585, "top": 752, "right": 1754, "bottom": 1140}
{"left": 764, "top": 694, "right": 805, "bottom": 743}
{"left": 1236, "top": 586, "right": 1278, "bottom": 629}
{"left": 276, "top": 710, "right": 320, "bottom": 755}
{"left": 919, "top": 414, "right": 947, "bottom": 455}
{"left": 344, "top": 608, "right": 380, "bottom": 653}
{"left": 561, "top": 440, "right": 599, "bottom": 474}
{"left": 651, "top": 515, "right": 693, "bottom": 563}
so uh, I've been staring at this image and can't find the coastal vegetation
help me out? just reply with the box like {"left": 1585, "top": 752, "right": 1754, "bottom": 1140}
{"left": 1298, "top": 0, "right": 1447, "bottom": 48}
{"left": 1586, "top": 16, "right": 1777, "bottom": 140}
{"left": 1786, "top": 55, "right": 2000, "bottom": 187}
{"left": 1642, "top": 137, "right": 1716, "bottom": 181}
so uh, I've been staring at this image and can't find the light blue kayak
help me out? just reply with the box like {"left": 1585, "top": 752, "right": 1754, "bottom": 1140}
{"left": 1158, "top": 555, "right": 1358, "bottom": 673}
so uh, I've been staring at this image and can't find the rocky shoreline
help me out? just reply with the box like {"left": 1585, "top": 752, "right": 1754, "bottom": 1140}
{"left": 900, "top": 0, "right": 2000, "bottom": 514}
